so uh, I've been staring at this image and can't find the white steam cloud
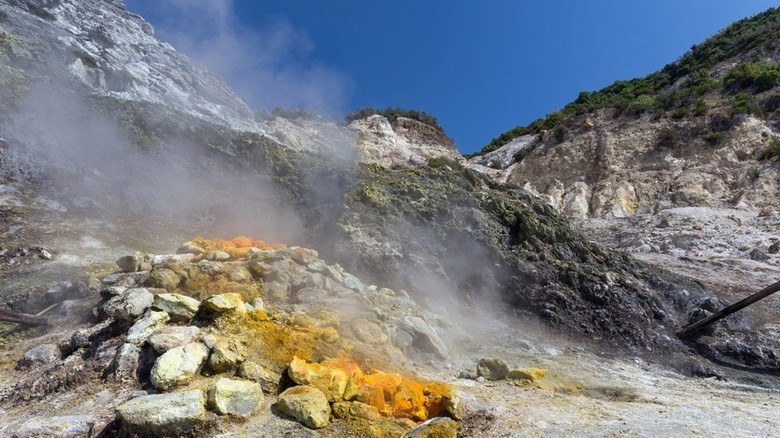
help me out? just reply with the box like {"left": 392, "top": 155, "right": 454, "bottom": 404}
{"left": 140, "top": 0, "right": 352, "bottom": 115}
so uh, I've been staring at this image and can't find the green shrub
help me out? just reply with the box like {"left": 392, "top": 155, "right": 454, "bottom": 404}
{"left": 730, "top": 93, "right": 763, "bottom": 116}
{"left": 672, "top": 107, "right": 689, "bottom": 119}
{"left": 693, "top": 99, "right": 708, "bottom": 116}
{"left": 427, "top": 156, "right": 463, "bottom": 170}
{"left": 702, "top": 132, "right": 725, "bottom": 145}
{"left": 627, "top": 95, "right": 660, "bottom": 115}
{"left": 724, "top": 61, "right": 780, "bottom": 92}
{"left": 346, "top": 107, "right": 444, "bottom": 133}
{"left": 760, "top": 138, "right": 780, "bottom": 160}
{"left": 657, "top": 127, "right": 684, "bottom": 148}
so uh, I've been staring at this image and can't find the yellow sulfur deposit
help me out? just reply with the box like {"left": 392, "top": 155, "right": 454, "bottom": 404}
{"left": 288, "top": 356, "right": 452, "bottom": 422}
{"left": 190, "top": 236, "right": 287, "bottom": 260}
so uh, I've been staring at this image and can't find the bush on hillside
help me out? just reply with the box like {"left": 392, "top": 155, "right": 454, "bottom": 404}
{"left": 724, "top": 61, "right": 780, "bottom": 92}
{"left": 760, "top": 137, "right": 780, "bottom": 160}
{"left": 345, "top": 107, "right": 445, "bottom": 133}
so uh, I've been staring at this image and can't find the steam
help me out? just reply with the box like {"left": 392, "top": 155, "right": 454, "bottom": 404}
{"left": 5, "top": 83, "right": 305, "bottom": 248}
{"left": 135, "top": 0, "right": 352, "bottom": 115}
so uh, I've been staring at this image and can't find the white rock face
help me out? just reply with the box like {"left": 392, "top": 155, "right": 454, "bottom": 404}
{"left": 470, "top": 111, "right": 780, "bottom": 220}
{"left": 0, "top": 0, "right": 261, "bottom": 133}
{"left": 348, "top": 115, "right": 463, "bottom": 166}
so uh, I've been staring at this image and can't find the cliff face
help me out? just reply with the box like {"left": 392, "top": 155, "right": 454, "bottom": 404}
{"left": 471, "top": 112, "right": 778, "bottom": 220}
{"left": 0, "top": 0, "right": 260, "bottom": 132}
{"left": 261, "top": 112, "right": 462, "bottom": 166}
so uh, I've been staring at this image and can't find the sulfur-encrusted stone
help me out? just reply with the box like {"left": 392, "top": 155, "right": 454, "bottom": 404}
{"left": 150, "top": 342, "right": 209, "bottom": 390}
{"left": 207, "top": 377, "right": 264, "bottom": 417}
{"left": 276, "top": 385, "right": 330, "bottom": 429}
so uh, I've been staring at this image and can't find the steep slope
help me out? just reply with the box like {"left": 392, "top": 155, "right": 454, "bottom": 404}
{"left": 471, "top": 7, "right": 780, "bottom": 221}
{"left": 0, "top": 0, "right": 260, "bottom": 132}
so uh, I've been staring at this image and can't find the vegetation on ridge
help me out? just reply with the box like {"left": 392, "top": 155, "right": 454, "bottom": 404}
{"left": 478, "top": 7, "right": 780, "bottom": 155}
{"left": 345, "top": 107, "right": 446, "bottom": 133}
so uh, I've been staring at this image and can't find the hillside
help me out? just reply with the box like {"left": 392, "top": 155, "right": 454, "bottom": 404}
{"left": 476, "top": 6, "right": 780, "bottom": 155}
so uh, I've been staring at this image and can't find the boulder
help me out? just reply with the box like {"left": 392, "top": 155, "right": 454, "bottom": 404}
{"left": 148, "top": 326, "right": 201, "bottom": 354}
{"left": 476, "top": 358, "right": 510, "bottom": 380}
{"left": 146, "top": 268, "right": 181, "bottom": 290}
{"left": 403, "top": 417, "right": 457, "bottom": 438}
{"left": 152, "top": 293, "right": 201, "bottom": 321}
{"left": 17, "top": 343, "right": 60, "bottom": 369}
{"left": 349, "top": 401, "right": 380, "bottom": 420}
{"left": 341, "top": 272, "right": 365, "bottom": 292}
{"left": 126, "top": 310, "right": 170, "bottom": 345}
{"left": 288, "top": 356, "right": 348, "bottom": 402}
{"left": 150, "top": 342, "right": 209, "bottom": 390}
{"left": 207, "top": 377, "right": 264, "bottom": 417}
{"left": 350, "top": 318, "right": 388, "bottom": 345}
{"left": 237, "top": 361, "right": 268, "bottom": 379}
{"left": 116, "top": 390, "right": 206, "bottom": 436}
{"left": 401, "top": 316, "right": 449, "bottom": 358}
{"left": 13, "top": 414, "right": 96, "bottom": 438}
{"left": 207, "top": 340, "right": 245, "bottom": 373}
{"left": 202, "top": 293, "right": 245, "bottom": 314}
{"left": 116, "top": 254, "right": 143, "bottom": 273}
{"left": 102, "top": 288, "right": 154, "bottom": 322}
{"left": 276, "top": 385, "right": 330, "bottom": 429}
{"left": 105, "top": 343, "right": 140, "bottom": 381}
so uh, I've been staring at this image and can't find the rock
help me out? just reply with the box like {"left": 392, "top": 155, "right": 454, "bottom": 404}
{"left": 349, "top": 401, "right": 380, "bottom": 420}
{"left": 237, "top": 361, "right": 273, "bottom": 384}
{"left": 102, "top": 288, "right": 154, "bottom": 322}
{"left": 106, "top": 343, "right": 140, "bottom": 381}
{"left": 151, "top": 254, "right": 195, "bottom": 266}
{"left": 250, "top": 297, "right": 266, "bottom": 312}
{"left": 116, "top": 390, "right": 206, "bottom": 436}
{"left": 127, "top": 310, "right": 170, "bottom": 345}
{"left": 350, "top": 318, "right": 388, "bottom": 345}
{"left": 177, "top": 242, "right": 202, "bottom": 254}
{"left": 288, "top": 356, "right": 348, "bottom": 402}
{"left": 60, "top": 320, "right": 113, "bottom": 356}
{"left": 150, "top": 342, "right": 209, "bottom": 390}
{"left": 13, "top": 414, "right": 96, "bottom": 438}
{"left": 17, "top": 343, "right": 60, "bottom": 369}
{"left": 769, "top": 240, "right": 780, "bottom": 254}
{"left": 342, "top": 272, "right": 365, "bottom": 292}
{"left": 148, "top": 326, "right": 200, "bottom": 354}
{"left": 207, "top": 377, "right": 264, "bottom": 417}
{"left": 476, "top": 358, "right": 510, "bottom": 380}
{"left": 117, "top": 254, "right": 143, "bottom": 273}
{"left": 276, "top": 385, "right": 330, "bottom": 429}
{"left": 749, "top": 247, "right": 770, "bottom": 261}
{"left": 202, "top": 293, "right": 245, "bottom": 314}
{"left": 403, "top": 417, "right": 458, "bottom": 438}
{"left": 289, "top": 247, "right": 319, "bottom": 264}
{"left": 508, "top": 367, "right": 547, "bottom": 382}
{"left": 146, "top": 268, "right": 181, "bottom": 290}
{"left": 207, "top": 340, "right": 245, "bottom": 373}
{"left": 331, "top": 401, "right": 351, "bottom": 419}
{"left": 324, "top": 265, "right": 344, "bottom": 283}
{"left": 39, "top": 249, "right": 52, "bottom": 260}
{"left": 152, "top": 293, "right": 201, "bottom": 321}
{"left": 401, "top": 316, "right": 449, "bottom": 358}
{"left": 458, "top": 369, "right": 478, "bottom": 380}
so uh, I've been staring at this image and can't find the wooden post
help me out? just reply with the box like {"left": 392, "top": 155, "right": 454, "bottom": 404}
{"left": 677, "top": 278, "right": 780, "bottom": 337}
{"left": 0, "top": 309, "right": 49, "bottom": 326}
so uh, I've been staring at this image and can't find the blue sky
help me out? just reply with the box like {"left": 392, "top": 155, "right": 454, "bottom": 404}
{"left": 126, "top": 1, "right": 779, "bottom": 153}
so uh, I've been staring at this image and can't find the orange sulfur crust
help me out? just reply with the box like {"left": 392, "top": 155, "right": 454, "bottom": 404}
{"left": 190, "top": 236, "right": 287, "bottom": 259}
